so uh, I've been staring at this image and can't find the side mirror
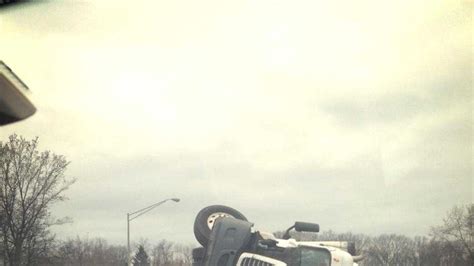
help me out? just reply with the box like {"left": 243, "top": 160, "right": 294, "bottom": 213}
{"left": 294, "top": 222, "right": 319, "bottom": 233}
{"left": 0, "top": 61, "right": 36, "bottom": 126}
{"left": 282, "top": 221, "right": 320, "bottom": 239}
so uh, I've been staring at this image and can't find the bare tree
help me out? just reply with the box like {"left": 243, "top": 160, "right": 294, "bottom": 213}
{"left": 431, "top": 204, "right": 474, "bottom": 265}
{"left": 151, "top": 239, "right": 174, "bottom": 266}
{"left": 364, "top": 234, "right": 417, "bottom": 265}
{"left": 171, "top": 243, "right": 194, "bottom": 266}
{"left": 0, "top": 134, "right": 75, "bottom": 265}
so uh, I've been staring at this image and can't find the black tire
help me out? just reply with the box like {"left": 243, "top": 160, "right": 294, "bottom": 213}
{"left": 193, "top": 205, "right": 248, "bottom": 246}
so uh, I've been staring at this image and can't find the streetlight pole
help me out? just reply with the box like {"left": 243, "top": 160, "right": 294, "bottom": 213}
{"left": 127, "top": 198, "right": 180, "bottom": 266}
{"left": 127, "top": 213, "right": 130, "bottom": 265}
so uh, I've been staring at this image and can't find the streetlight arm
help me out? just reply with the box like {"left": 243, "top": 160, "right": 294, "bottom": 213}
{"left": 129, "top": 199, "right": 168, "bottom": 216}
{"left": 128, "top": 198, "right": 179, "bottom": 221}
{"left": 129, "top": 202, "right": 164, "bottom": 221}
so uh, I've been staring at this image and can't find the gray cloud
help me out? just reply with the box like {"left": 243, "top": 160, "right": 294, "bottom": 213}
{"left": 321, "top": 62, "right": 472, "bottom": 127}
{"left": 1, "top": 0, "right": 471, "bottom": 247}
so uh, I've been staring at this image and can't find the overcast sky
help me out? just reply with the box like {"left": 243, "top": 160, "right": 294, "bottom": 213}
{"left": 0, "top": 0, "right": 472, "bottom": 245}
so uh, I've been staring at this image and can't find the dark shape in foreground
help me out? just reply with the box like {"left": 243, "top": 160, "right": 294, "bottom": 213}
{"left": 0, "top": 61, "right": 36, "bottom": 126}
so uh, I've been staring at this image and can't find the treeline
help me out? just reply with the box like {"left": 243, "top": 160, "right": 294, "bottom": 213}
{"left": 38, "top": 238, "right": 193, "bottom": 266}
{"left": 0, "top": 236, "right": 193, "bottom": 266}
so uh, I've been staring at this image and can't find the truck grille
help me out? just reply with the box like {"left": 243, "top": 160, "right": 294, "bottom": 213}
{"left": 237, "top": 252, "right": 286, "bottom": 266}
{"left": 240, "top": 257, "right": 275, "bottom": 266}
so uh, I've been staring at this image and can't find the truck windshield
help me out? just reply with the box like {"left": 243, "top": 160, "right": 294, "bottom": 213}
{"left": 259, "top": 246, "right": 331, "bottom": 266}
{"left": 300, "top": 247, "right": 331, "bottom": 266}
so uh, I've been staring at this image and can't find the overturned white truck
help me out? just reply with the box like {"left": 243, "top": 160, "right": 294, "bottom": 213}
{"left": 192, "top": 205, "right": 363, "bottom": 266}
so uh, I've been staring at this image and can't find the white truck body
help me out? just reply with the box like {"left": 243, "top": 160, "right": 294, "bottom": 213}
{"left": 240, "top": 235, "right": 358, "bottom": 266}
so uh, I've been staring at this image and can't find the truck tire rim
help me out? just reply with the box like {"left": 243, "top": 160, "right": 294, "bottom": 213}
{"left": 207, "top": 212, "right": 235, "bottom": 229}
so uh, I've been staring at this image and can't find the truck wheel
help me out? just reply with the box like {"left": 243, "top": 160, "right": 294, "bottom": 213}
{"left": 193, "top": 205, "right": 247, "bottom": 246}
